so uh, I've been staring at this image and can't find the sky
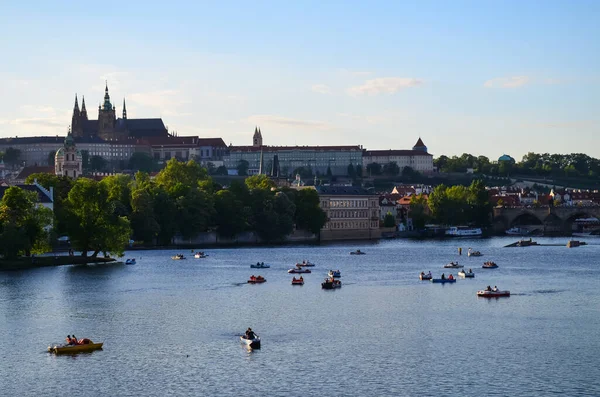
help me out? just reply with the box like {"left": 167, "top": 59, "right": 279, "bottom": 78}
{"left": 1, "top": 0, "right": 599, "bottom": 160}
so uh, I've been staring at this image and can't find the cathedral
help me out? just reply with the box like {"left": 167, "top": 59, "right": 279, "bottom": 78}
{"left": 71, "top": 83, "right": 169, "bottom": 140}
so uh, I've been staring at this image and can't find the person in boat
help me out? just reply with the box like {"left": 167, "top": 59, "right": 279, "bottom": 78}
{"left": 428, "top": 271, "right": 431, "bottom": 276}
{"left": 493, "top": 286, "right": 498, "bottom": 292}
{"left": 420, "top": 271, "right": 425, "bottom": 276}
{"left": 468, "top": 268, "right": 472, "bottom": 273}
{"left": 245, "top": 328, "right": 256, "bottom": 340}
{"left": 486, "top": 286, "right": 491, "bottom": 291}
{"left": 441, "top": 273, "right": 445, "bottom": 279}
{"left": 299, "top": 276, "right": 303, "bottom": 281}
{"left": 66, "top": 335, "right": 73, "bottom": 345}
{"left": 71, "top": 334, "right": 79, "bottom": 345}
{"left": 448, "top": 274, "right": 454, "bottom": 280}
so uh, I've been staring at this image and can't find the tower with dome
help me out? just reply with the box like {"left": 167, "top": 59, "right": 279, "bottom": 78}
{"left": 55, "top": 130, "right": 83, "bottom": 178}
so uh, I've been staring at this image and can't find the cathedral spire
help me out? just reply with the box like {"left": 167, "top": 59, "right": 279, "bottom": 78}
{"left": 103, "top": 81, "right": 112, "bottom": 110}
{"left": 122, "top": 98, "right": 127, "bottom": 119}
{"left": 81, "top": 95, "right": 86, "bottom": 112}
{"left": 73, "top": 94, "right": 80, "bottom": 113}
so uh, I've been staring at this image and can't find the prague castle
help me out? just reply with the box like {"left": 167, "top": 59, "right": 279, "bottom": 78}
{"left": 71, "top": 83, "right": 168, "bottom": 140}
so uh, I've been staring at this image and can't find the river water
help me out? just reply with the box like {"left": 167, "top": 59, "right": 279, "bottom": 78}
{"left": 1, "top": 237, "right": 600, "bottom": 396}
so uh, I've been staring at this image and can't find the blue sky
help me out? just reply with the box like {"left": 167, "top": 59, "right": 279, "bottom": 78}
{"left": 1, "top": 1, "right": 599, "bottom": 159}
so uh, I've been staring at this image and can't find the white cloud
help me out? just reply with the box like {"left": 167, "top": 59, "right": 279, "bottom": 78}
{"left": 347, "top": 77, "right": 423, "bottom": 96}
{"left": 484, "top": 76, "right": 530, "bottom": 88}
{"left": 311, "top": 84, "right": 332, "bottom": 95}
{"left": 246, "top": 114, "right": 334, "bottom": 131}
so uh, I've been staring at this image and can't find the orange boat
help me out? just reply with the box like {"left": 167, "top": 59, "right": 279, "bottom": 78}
{"left": 248, "top": 275, "right": 266, "bottom": 284}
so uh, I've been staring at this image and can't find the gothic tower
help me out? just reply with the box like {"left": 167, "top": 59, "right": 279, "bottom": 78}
{"left": 97, "top": 82, "right": 116, "bottom": 139}
{"left": 80, "top": 95, "right": 88, "bottom": 122}
{"left": 71, "top": 94, "right": 82, "bottom": 137}
{"left": 122, "top": 98, "right": 127, "bottom": 119}
{"left": 252, "top": 126, "right": 263, "bottom": 147}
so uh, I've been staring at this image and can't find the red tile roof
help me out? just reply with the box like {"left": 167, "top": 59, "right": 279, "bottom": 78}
{"left": 16, "top": 166, "right": 54, "bottom": 180}
{"left": 230, "top": 145, "right": 362, "bottom": 152}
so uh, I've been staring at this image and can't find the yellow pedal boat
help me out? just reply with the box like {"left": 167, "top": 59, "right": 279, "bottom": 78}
{"left": 48, "top": 341, "right": 103, "bottom": 354}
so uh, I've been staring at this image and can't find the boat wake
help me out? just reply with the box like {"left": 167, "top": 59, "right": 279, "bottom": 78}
{"left": 533, "top": 289, "right": 565, "bottom": 294}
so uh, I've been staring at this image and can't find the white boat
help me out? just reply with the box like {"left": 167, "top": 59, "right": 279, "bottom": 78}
{"left": 125, "top": 258, "right": 136, "bottom": 265}
{"left": 443, "top": 262, "right": 463, "bottom": 269}
{"left": 295, "top": 260, "right": 315, "bottom": 267}
{"left": 171, "top": 255, "right": 186, "bottom": 260}
{"left": 194, "top": 253, "right": 208, "bottom": 259}
{"left": 477, "top": 289, "right": 510, "bottom": 297}
{"left": 240, "top": 335, "right": 261, "bottom": 349}
{"left": 467, "top": 249, "right": 482, "bottom": 257}
{"left": 505, "top": 227, "right": 529, "bottom": 236}
{"left": 458, "top": 269, "right": 475, "bottom": 278}
{"left": 445, "top": 227, "right": 482, "bottom": 237}
{"left": 328, "top": 270, "right": 341, "bottom": 278}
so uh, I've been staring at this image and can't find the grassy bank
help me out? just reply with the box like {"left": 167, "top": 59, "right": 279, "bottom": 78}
{"left": 0, "top": 256, "right": 116, "bottom": 271}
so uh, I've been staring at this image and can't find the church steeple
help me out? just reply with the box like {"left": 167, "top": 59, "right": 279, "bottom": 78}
{"left": 122, "top": 98, "right": 127, "bottom": 119}
{"left": 252, "top": 126, "right": 263, "bottom": 147}
{"left": 103, "top": 81, "right": 112, "bottom": 110}
{"left": 80, "top": 96, "right": 88, "bottom": 120}
{"left": 73, "top": 94, "right": 80, "bottom": 113}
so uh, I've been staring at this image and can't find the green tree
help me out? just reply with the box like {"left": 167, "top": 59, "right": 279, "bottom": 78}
{"left": 0, "top": 187, "right": 53, "bottom": 258}
{"left": 24, "top": 173, "right": 73, "bottom": 234}
{"left": 175, "top": 188, "right": 215, "bottom": 239}
{"left": 214, "top": 189, "right": 247, "bottom": 238}
{"left": 237, "top": 159, "right": 249, "bottom": 176}
{"left": 64, "top": 178, "right": 131, "bottom": 257}
{"left": 245, "top": 174, "right": 276, "bottom": 190}
{"left": 155, "top": 158, "right": 208, "bottom": 194}
{"left": 215, "top": 165, "right": 228, "bottom": 175}
{"left": 129, "top": 188, "right": 160, "bottom": 244}
{"left": 3, "top": 147, "right": 22, "bottom": 168}
{"left": 409, "top": 194, "right": 429, "bottom": 229}
{"left": 355, "top": 165, "right": 363, "bottom": 178}
{"left": 128, "top": 152, "right": 155, "bottom": 172}
{"left": 383, "top": 212, "right": 396, "bottom": 227}
{"left": 347, "top": 163, "right": 356, "bottom": 178}
{"left": 383, "top": 162, "right": 400, "bottom": 176}
{"left": 293, "top": 188, "right": 327, "bottom": 234}
{"left": 366, "top": 162, "right": 382, "bottom": 176}
{"left": 90, "top": 155, "right": 107, "bottom": 171}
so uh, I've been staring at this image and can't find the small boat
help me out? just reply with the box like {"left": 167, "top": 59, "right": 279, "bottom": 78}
{"left": 125, "top": 258, "right": 136, "bottom": 265}
{"left": 467, "top": 249, "right": 482, "bottom": 257}
{"left": 194, "top": 252, "right": 208, "bottom": 259}
{"left": 516, "top": 238, "right": 538, "bottom": 247}
{"left": 171, "top": 254, "right": 186, "bottom": 260}
{"left": 477, "top": 289, "right": 510, "bottom": 297}
{"left": 444, "top": 262, "right": 463, "bottom": 269}
{"left": 328, "top": 270, "right": 341, "bottom": 278}
{"left": 291, "top": 277, "right": 304, "bottom": 285}
{"left": 48, "top": 340, "right": 103, "bottom": 354}
{"left": 458, "top": 269, "right": 475, "bottom": 278}
{"left": 295, "top": 260, "right": 315, "bottom": 267}
{"left": 350, "top": 250, "right": 366, "bottom": 255}
{"left": 321, "top": 278, "right": 342, "bottom": 289}
{"left": 240, "top": 335, "right": 261, "bottom": 349}
{"left": 482, "top": 262, "right": 498, "bottom": 269}
{"left": 251, "top": 262, "right": 270, "bottom": 269}
{"left": 431, "top": 277, "right": 456, "bottom": 283}
{"left": 247, "top": 275, "right": 266, "bottom": 283}
{"left": 419, "top": 272, "right": 432, "bottom": 280}
{"left": 288, "top": 268, "right": 311, "bottom": 274}
{"left": 567, "top": 240, "right": 586, "bottom": 248}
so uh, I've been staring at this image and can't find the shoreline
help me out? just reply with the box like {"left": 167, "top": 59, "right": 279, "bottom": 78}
{"left": 0, "top": 256, "right": 116, "bottom": 271}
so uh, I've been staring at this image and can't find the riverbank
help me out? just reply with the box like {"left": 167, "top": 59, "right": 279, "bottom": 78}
{"left": 0, "top": 256, "right": 116, "bottom": 271}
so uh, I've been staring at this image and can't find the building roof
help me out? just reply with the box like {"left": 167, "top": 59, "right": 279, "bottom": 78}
{"left": 315, "top": 186, "right": 377, "bottom": 196}
{"left": 141, "top": 136, "right": 227, "bottom": 147}
{"left": 123, "top": 118, "right": 168, "bottom": 138}
{"left": 413, "top": 138, "right": 426, "bottom": 148}
{"left": 231, "top": 145, "right": 362, "bottom": 152}
{"left": 0, "top": 184, "right": 53, "bottom": 203}
{"left": 364, "top": 149, "right": 432, "bottom": 157}
{"left": 498, "top": 154, "right": 515, "bottom": 162}
{"left": 15, "top": 166, "right": 55, "bottom": 180}
{"left": 0, "top": 136, "right": 65, "bottom": 145}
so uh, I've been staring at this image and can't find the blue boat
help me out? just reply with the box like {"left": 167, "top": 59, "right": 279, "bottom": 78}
{"left": 431, "top": 278, "right": 456, "bottom": 283}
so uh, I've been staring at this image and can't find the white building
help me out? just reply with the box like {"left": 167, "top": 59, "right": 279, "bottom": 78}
{"left": 55, "top": 132, "right": 83, "bottom": 179}
{"left": 363, "top": 138, "right": 434, "bottom": 173}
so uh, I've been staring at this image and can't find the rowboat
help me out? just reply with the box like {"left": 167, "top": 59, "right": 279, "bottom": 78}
{"left": 296, "top": 261, "right": 315, "bottom": 267}
{"left": 482, "top": 262, "right": 498, "bottom": 269}
{"left": 125, "top": 259, "right": 136, "bottom": 265}
{"left": 321, "top": 278, "right": 342, "bottom": 289}
{"left": 194, "top": 253, "right": 208, "bottom": 259}
{"left": 350, "top": 250, "right": 366, "bottom": 255}
{"left": 288, "top": 268, "right": 311, "bottom": 274}
{"left": 477, "top": 289, "right": 510, "bottom": 297}
{"left": 431, "top": 278, "right": 456, "bottom": 283}
{"left": 250, "top": 263, "right": 270, "bottom": 268}
{"left": 444, "top": 262, "right": 463, "bottom": 268}
{"left": 248, "top": 276, "right": 266, "bottom": 283}
{"left": 328, "top": 270, "right": 341, "bottom": 278}
{"left": 419, "top": 272, "right": 432, "bottom": 280}
{"left": 458, "top": 270, "right": 475, "bottom": 278}
{"left": 171, "top": 255, "right": 186, "bottom": 260}
{"left": 240, "top": 336, "right": 261, "bottom": 349}
{"left": 291, "top": 277, "right": 304, "bottom": 285}
{"left": 48, "top": 341, "right": 103, "bottom": 354}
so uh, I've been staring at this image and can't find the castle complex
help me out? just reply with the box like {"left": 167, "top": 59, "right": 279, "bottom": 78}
{"left": 70, "top": 83, "right": 168, "bottom": 140}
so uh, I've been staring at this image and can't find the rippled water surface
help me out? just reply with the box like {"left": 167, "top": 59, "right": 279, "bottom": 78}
{"left": 2, "top": 237, "right": 600, "bottom": 396}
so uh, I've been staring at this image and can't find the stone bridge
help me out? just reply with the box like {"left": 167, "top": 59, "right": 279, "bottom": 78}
{"left": 493, "top": 206, "right": 600, "bottom": 232}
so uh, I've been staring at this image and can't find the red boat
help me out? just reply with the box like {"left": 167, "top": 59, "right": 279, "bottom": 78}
{"left": 291, "top": 277, "right": 304, "bottom": 285}
{"left": 248, "top": 275, "right": 266, "bottom": 284}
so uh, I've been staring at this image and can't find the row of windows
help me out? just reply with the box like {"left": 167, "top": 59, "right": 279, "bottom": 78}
{"left": 328, "top": 221, "right": 379, "bottom": 229}
{"left": 329, "top": 210, "right": 368, "bottom": 219}
{"left": 326, "top": 200, "right": 368, "bottom": 208}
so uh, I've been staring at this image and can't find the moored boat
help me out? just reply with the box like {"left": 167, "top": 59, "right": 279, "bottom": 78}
{"left": 321, "top": 278, "right": 342, "bottom": 289}
{"left": 48, "top": 340, "right": 103, "bottom": 354}
{"left": 505, "top": 227, "right": 529, "bottom": 236}
{"left": 291, "top": 277, "right": 304, "bottom": 285}
{"left": 482, "top": 261, "right": 498, "bottom": 269}
{"left": 240, "top": 336, "right": 261, "bottom": 349}
{"left": 288, "top": 267, "right": 311, "bottom": 274}
{"left": 458, "top": 269, "right": 475, "bottom": 278}
{"left": 445, "top": 226, "right": 482, "bottom": 237}
{"left": 125, "top": 258, "right": 136, "bottom": 265}
{"left": 248, "top": 275, "right": 266, "bottom": 283}
{"left": 444, "top": 262, "right": 464, "bottom": 269}
{"left": 251, "top": 262, "right": 270, "bottom": 268}
{"left": 419, "top": 272, "right": 432, "bottom": 280}
{"left": 328, "top": 270, "right": 341, "bottom": 278}
{"left": 477, "top": 289, "right": 510, "bottom": 297}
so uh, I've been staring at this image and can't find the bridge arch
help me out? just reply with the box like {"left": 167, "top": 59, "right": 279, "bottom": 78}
{"left": 509, "top": 211, "right": 544, "bottom": 228}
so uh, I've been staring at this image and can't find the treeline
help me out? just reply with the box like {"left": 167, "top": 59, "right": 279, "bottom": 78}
{"left": 408, "top": 180, "right": 491, "bottom": 229}
{"left": 435, "top": 152, "right": 600, "bottom": 179}
{"left": 0, "top": 159, "right": 326, "bottom": 259}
